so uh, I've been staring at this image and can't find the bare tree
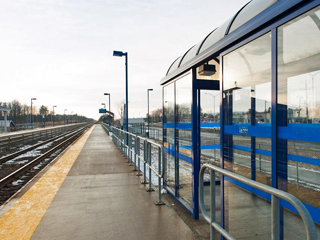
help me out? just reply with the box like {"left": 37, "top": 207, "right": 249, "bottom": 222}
{"left": 150, "top": 108, "right": 162, "bottom": 123}
{"left": 115, "top": 99, "right": 126, "bottom": 119}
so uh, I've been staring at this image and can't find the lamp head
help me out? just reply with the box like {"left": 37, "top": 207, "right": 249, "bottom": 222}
{"left": 104, "top": 93, "right": 110, "bottom": 96}
{"left": 113, "top": 50, "right": 125, "bottom": 57}
{"left": 31, "top": 98, "right": 37, "bottom": 100}
{"left": 198, "top": 64, "right": 216, "bottom": 76}
{"left": 53, "top": 105, "right": 57, "bottom": 107}
{"left": 148, "top": 89, "right": 153, "bottom": 91}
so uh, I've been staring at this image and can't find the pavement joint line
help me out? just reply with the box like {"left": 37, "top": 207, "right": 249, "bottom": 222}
{"left": 0, "top": 125, "right": 95, "bottom": 240}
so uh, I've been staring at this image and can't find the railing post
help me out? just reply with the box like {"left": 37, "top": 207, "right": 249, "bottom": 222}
{"left": 146, "top": 142, "right": 155, "bottom": 192}
{"left": 116, "top": 129, "right": 121, "bottom": 149}
{"left": 155, "top": 146, "right": 165, "bottom": 205}
{"left": 132, "top": 135, "right": 138, "bottom": 171}
{"left": 128, "top": 135, "right": 133, "bottom": 165}
{"left": 121, "top": 131, "right": 124, "bottom": 154}
{"left": 211, "top": 170, "right": 216, "bottom": 240}
{"left": 271, "top": 195, "right": 280, "bottom": 240}
{"left": 141, "top": 139, "right": 148, "bottom": 185}
{"left": 126, "top": 132, "right": 129, "bottom": 160}
{"left": 136, "top": 137, "right": 142, "bottom": 176}
{"left": 125, "top": 132, "right": 129, "bottom": 161}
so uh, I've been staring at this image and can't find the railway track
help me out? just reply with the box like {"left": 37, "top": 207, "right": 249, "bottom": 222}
{"left": 0, "top": 124, "right": 92, "bottom": 206}
{"left": 0, "top": 123, "right": 88, "bottom": 158}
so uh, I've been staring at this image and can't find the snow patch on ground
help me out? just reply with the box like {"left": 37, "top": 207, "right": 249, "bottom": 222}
{"left": 9, "top": 150, "right": 41, "bottom": 161}
{"left": 12, "top": 179, "right": 25, "bottom": 185}
{"left": 36, "top": 142, "right": 53, "bottom": 150}
{"left": 19, "top": 145, "right": 32, "bottom": 150}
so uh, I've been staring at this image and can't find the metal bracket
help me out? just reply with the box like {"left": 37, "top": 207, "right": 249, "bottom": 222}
{"left": 146, "top": 188, "right": 155, "bottom": 192}
{"left": 154, "top": 201, "right": 166, "bottom": 206}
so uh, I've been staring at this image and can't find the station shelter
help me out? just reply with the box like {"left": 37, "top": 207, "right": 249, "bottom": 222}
{"left": 161, "top": 0, "right": 320, "bottom": 236}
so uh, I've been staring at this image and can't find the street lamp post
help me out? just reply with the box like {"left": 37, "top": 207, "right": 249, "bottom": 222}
{"left": 53, "top": 105, "right": 57, "bottom": 127}
{"left": 113, "top": 50, "right": 128, "bottom": 141}
{"left": 147, "top": 89, "right": 153, "bottom": 137}
{"left": 104, "top": 93, "right": 111, "bottom": 126}
{"left": 64, "top": 109, "right": 67, "bottom": 125}
{"left": 104, "top": 93, "right": 111, "bottom": 112}
{"left": 205, "top": 93, "right": 219, "bottom": 122}
{"left": 31, "top": 98, "right": 37, "bottom": 129}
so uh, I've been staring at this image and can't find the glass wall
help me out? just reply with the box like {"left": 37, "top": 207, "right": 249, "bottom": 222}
{"left": 223, "top": 32, "right": 272, "bottom": 183}
{"left": 277, "top": 6, "right": 320, "bottom": 234}
{"left": 163, "top": 71, "right": 194, "bottom": 211}
{"left": 222, "top": 32, "right": 272, "bottom": 237}
{"left": 176, "top": 73, "right": 193, "bottom": 207}
{"left": 200, "top": 90, "right": 220, "bottom": 177}
{"left": 163, "top": 83, "right": 175, "bottom": 193}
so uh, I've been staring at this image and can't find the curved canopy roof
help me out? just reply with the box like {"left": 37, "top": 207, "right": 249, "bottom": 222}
{"left": 161, "top": 0, "right": 305, "bottom": 85}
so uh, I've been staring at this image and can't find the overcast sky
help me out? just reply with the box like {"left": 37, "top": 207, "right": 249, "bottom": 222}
{"left": 0, "top": 0, "right": 249, "bottom": 120}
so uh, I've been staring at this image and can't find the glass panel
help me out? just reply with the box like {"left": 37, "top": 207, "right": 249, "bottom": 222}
{"left": 180, "top": 44, "right": 199, "bottom": 67}
{"left": 223, "top": 32, "right": 272, "bottom": 237}
{"left": 224, "top": 181, "right": 272, "bottom": 238}
{"left": 163, "top": 83, "right": 175, "bottom": 192}
{"left": 229, "top": 0, "right": 277, "bottom": 33}
{"left": 198, "top": 18, "right": 232, "bottom": 54}
{"left": 167, "top": 56, "right": 182, "bottom": 75}
{"left": 200, "top": 90, "right": 220, "bottom": 175}
{"left": 278, "top": 6, "right": 320, "bottom": 231}
{"left": 176, "top": 73, "right": 193, "bottom": 207}
{"left": 223, "top": 32, "right": 272, "bottom": 178}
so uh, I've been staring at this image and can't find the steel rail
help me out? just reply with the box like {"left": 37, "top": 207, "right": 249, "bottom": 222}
{"left": 0, "top": 123, "right": 87, "bottom": 155}
{"left": 0, "top": 124, "right": 91, "bottom": 189}
{"left": 0, "top": 128, "right": 84, "bottom": 164}
{"left": 199, "top": 163, "right": 318, "bottom": 240}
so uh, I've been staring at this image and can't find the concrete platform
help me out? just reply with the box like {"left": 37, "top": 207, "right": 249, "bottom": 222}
{"left": 0, "top": 124, "right": 205, "bottom": 240}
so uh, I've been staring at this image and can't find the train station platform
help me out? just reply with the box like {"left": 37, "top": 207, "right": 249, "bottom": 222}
{"left": 0, "top": 124, "right": 207, "bottom": 240}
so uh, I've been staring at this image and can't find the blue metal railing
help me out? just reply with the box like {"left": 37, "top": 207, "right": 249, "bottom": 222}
{"left": 199, "top": 164, "right": 318, "bottom": 240}
{"left": 101, "top": 123, "right": 166, "bottom": 205}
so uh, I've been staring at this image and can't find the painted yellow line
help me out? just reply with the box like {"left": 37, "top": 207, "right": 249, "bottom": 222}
{"left": 0, "top": 125, "right": 95, "bottom": 240}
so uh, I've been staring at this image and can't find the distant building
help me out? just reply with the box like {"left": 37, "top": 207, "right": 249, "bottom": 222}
{"left": 0, "top": 107, "right": 11, "bottom": 132}
{"left": 119, "top": 118, "right": 145, "bottom": 126}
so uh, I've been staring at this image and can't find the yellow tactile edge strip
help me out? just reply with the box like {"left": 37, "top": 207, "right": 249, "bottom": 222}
{"left": 0, "top": 125, "right": 95, "bottom": 240}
